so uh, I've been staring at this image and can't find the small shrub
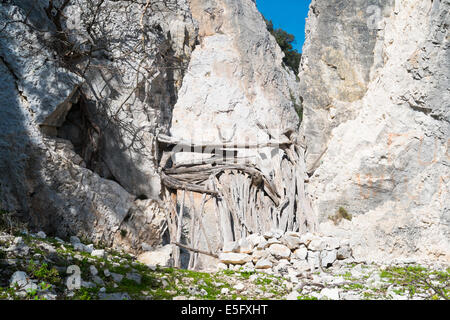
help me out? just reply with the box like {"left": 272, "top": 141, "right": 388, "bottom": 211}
{"left": 290, "top": 91, "right": 303, "bottom": 124}
{"left": 27, "top": 261, "right": 61, "bottom": 284}
{"left": 328, "top": 207, "right": 352, "bottom": 225}
{"left": 264, "top": 18, "right": 302, "bottom": 73}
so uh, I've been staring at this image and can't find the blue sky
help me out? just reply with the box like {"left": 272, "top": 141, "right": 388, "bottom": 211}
{"left": 256, "top": 0, "right": 311, "bottom": 52}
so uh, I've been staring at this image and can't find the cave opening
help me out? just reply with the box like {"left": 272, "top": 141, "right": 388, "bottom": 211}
{"left": 56, "top": 97, "right": 118, "bottom": 183}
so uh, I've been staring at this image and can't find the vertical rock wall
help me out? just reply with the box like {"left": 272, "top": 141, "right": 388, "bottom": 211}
{"left": 300, "top": 0, "right": 449, "bottom": 263}
{"left": 0, "top": 0, "right": 197, "bottom": 252}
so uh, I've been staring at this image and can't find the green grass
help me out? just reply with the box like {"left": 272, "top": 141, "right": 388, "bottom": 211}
{"left": 297, "top": 295, "right": 318, "bottom": 300}
{"left": 379, "top": 265, "right": 449, "bottom": 300}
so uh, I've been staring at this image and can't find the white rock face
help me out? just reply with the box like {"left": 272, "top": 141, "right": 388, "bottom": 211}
{"left": 1, "top": 0, "right": 448, "bottom": 270}
{"left": 165, "top": 0, "right": 315, "bottom": 269}
{"left": 0, "top": 0, "right": 189, "bottom": 254}
{"left": 58, "top": 0, "right": 198, "bottom": 200}
{"left": 171, "top": 0, "right": 300, "bottom": 146}
{"left": 300, "top": 0, "right": 450, "bottom": 263}
{"left": 138, "top": 245, "right": 174, "bottom": 267}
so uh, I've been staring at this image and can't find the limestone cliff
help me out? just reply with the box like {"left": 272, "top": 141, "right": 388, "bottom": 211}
{"left": 300, "top": 0, "right": 449, "bottom": 263}
{"left": 0, "top": 0, "right": 448, "bottom": 269}
{"left": 0, "top": 0, "right": 197, "bottom": 252}
{"left": 0, "top": 0, "right": 311, "bottom": 263}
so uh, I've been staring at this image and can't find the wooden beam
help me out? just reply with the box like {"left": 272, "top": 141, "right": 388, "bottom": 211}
{"left": 172, "top": 242, "right": 218, "bottom": 259}
{"left": 161, "top": 172, "right": 219, "bottom": 196}
{"left": 157, "top": 133, "right": 291, "bottom": 149}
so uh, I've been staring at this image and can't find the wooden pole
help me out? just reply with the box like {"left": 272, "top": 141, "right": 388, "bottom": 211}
{"left": 172, "top": 242, "right": 218, "bottom": 259}
{"left": 174, "top": 189, "right": 185, "bottom": 268}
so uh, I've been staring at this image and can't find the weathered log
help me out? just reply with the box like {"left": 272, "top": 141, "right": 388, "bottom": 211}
{"left": 172, "top": 242, "right": 218, "bottom": 259}
{"left": 174, "top": 189, "right": 186, "bottom": 268}
{"left": 157, "top": 133, "right": 292, "bottom": 149}
{"left": 172, "top": 155, "right": 255, "bottom": 169}
{"left": 188, "top": 192, "right": 198, "bottom": 269}
{"left": 161, "top": 171, "right": 219, "bottom": 196}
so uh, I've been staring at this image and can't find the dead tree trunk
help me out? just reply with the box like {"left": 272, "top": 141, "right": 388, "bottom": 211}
{"left": 158, "top": 133, "right": 317, "bottom": 269}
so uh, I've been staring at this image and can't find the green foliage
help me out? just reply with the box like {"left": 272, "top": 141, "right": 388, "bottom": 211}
{"left": 239, "top": 271, "right": 256, "bottom": 280}
{"left": 297, "top": 295, "right": 318, "bottom": 300}
{"left": 73, "top": 287, "right": 100, "bottom": 300}
{"left": 255, "top": 277, "right": 273, "bottom": 286}
{"left": 0, "top": 209, "right": 9, "bottom": 231}
{"left": 380, "top": 265, "right": 449, "bottom": 300}
{"left": 264, "top": 18, "right": 302, "bottom": 73}
{"left": 345, "top": 283, "right": 364, "bottom": 290}
{"left": 0, "top": 286, "right": 19, "bottom": 300}
{"left": 328, "top": 207, "right": 353, "bottom": 225}
{"left": 290, "top": 90, "right": 303, "bottom": 124}
{"left": 39, "top": 282, "right": 52, "bottom": 291}
{"left": 27, "top": 260, "right": 61, "bottom": 284}
{"left": 221, "top": 269, "right": 236, "bottom": 276}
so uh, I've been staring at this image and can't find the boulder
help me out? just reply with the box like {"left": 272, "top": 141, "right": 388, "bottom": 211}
{"left": 36, "top": 231, "right": 46, "bottom": 239}
{"left": 255, "top": 259, "right": 273, "bottom": 270}
{"left": 321, "top": 250, "right": 337, "bottom": 267}
{"left": 233, "top": 283, "right": 245, "bottom": 292}
{"left": 219, "top": 253, "right": 252, "bottom": 265}
{"left": 110, "top": 273, "right": 124, "bottom": 283}
{"left": 126, "top": 272, "right": 142, "bottom": 285}
{"left": 337, "top": 245, "right": 353, "bottom": 260}
{"left": 217, "top": 263, "right": 228, "bottom": 271}
{"left": 222, "top": 241, "right": 239, "bottom": 253}
{"left": 291, "top": 260, "right": 310, "bottom": 273}
{"left": 252, "top": 248, "right": 269, "bottom": 262}
{"left": 267, "top": 238, "right": 281, "bottom": 245}
{"left": 286, "top": 291, "right": 300, "bottom": 300}
{"left": 285, "top": 231, "right": 301, "bottom": 238}
{"left": 246, "top": 234, "right": 266, "bottom": 247}
{"left": 138, "top": 244, "right": 174, "bottom": 267}
{"left": 299, "top": 233, "right": 317, "bottom": 246}
{"left": 256, "top": 238, "right": 269, "bottom": 249}
{"left": 242, "top": 261, "right": 255, "bottom": 272}
{"left": 271, "top": 229, "right": 284, "bottom": 239}
{"left": 238, "top": 238, "right": 253, "bottom": 254}
{"left": 10, "top": 271, "right": 37, "bottom": 292}
{"left": 268, "top": 244, "right": 291, "bottom": 259}
{"left": 70, "top": 236, "right": 81, "bottom": 245}
{"left": 281, "top": 234, "right": 303, "bottom": 250}
{"left": 263, "top": 231, "right": 274, "bottom": 239}
{"left": 98, "top": 292, "right": 131, "bottom": 300}
{"left": 89, "top": 265, "right": 98, "bottom": 276}
{"left": 293, "top": 246, "right": 308, "bottom": 260}
{"left": 307, "top": 251, "right": 320, "bottom": 270}
{"left": 221, "top": 288, "right": 230, "bottom": 295}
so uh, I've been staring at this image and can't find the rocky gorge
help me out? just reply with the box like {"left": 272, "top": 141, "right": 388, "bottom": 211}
{"left": 0, "top": 0, "right": 449, "bottom": 300}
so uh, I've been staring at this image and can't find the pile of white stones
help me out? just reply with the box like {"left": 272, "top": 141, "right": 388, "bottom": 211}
{"left": 218, "top": 230, "right": 353, "bottom": 276}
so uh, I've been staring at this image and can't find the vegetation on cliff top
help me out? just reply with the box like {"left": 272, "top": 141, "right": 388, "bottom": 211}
{"left": 264, "top": 18, "right": 302, "bottom": 74}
